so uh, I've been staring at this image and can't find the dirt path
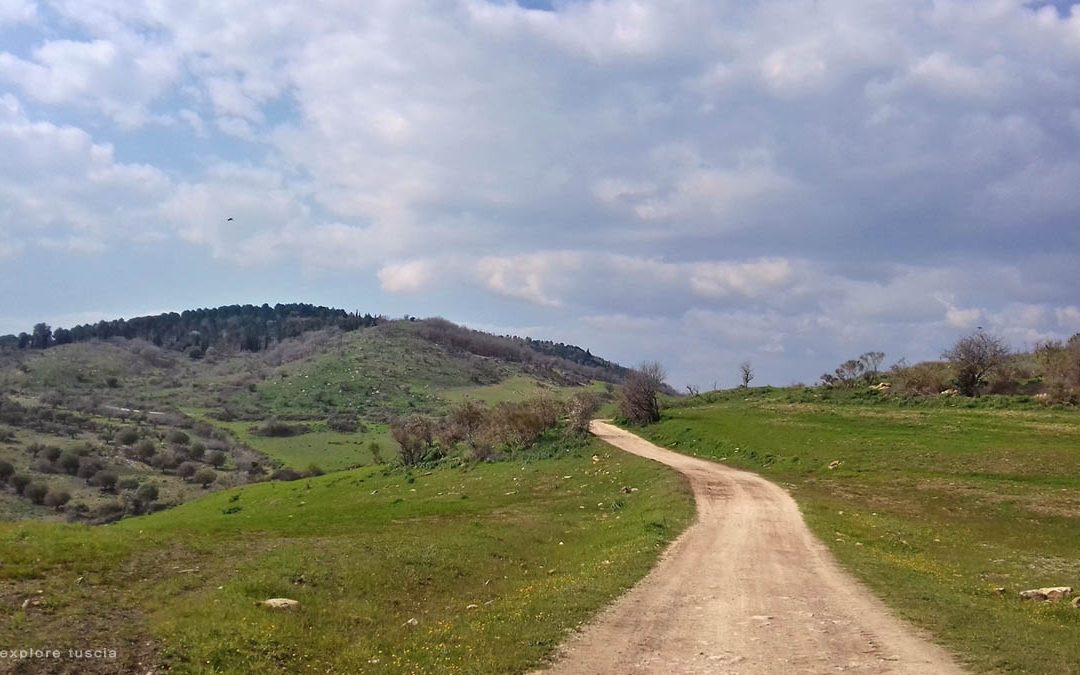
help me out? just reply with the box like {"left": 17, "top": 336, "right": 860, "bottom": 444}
{"left": 539, "top": 421, "right": 964, "bottom": 674}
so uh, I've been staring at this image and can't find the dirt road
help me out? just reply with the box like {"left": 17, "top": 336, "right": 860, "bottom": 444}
{"left": 539, "top": 421, "right": 964, "bottom": 674}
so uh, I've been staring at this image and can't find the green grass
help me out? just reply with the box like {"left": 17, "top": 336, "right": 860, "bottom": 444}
{"left": 634, "top": 390, "right": 1080, "bottom": 674}
{"left": 0, "top": 438, "right": 693, "bottom": 673}
{"left": 208, "top": 419, "right": 398, "bottom": 471}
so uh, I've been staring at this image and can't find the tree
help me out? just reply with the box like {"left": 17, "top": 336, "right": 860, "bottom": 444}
{"left": 618, "top": 362, "right": 665, "bottom": 425}
{"left": 739, "top": 361, "right": 754, "bottom": 388}
{"left": 193, "top": 468, "right": 217, "bottom": 487}
{"left": 943, "top": 331, "right": 1010, "bottom": 397}
{"left": 859, "top": 351, "right": 886, "bottom": 383}
{"left": 31, "top": 323, "right": 52, "bottom": 349}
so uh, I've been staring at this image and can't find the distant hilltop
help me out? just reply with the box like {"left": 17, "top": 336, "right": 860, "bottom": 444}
{"left": 0, "top": 303, "right": 629, "bottom": 384}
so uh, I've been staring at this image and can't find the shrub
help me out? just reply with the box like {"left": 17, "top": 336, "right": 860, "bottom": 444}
{"left": 251, "top": 419, "right": 308, "bottom": 437}
{"left": 0, "top": 426, "right": 14, "bottom": 442}
{"left": 33, "top": 457, "right": 57, "bottom": 474}
{"left": 391, "top": 416, "right": 438, "bottom": 466}
{"left": 567, "top": 391, "right": 602, "bottom": 436}
{"left": 177, "top": 461, "right": 198, "bottom": 479}
{"left": 42, "top": 445, "right": 62, "bottom": 462}
{"left": 327, "top": 413, "right": 362, "bottom": 433}
{"left": 368, "top": 441, "right": 384, "bottom": 465}
{"left": 134, "top": 439, "right": 157, "bottom": 460}
{"left": 0, "top": 460, "right": 14, "bottom": 483}
{"left": 188, "top": 441, "right": 206, "bottom": 460}
{"left": 11, "top": 473, "right": 32, "bottom": 495}
{"left": 115, "top": 428, "right": 140, "bottom": 445}
{"left": 135, "top": 483, "right": 159, "bottom": 503}
{"left": 91, "top": 470, "right": 119, "bottom": 492}
{"left": 151, "top": 451, "right": 178, "bottom": 471}
{"left": 44, "top": 488, "right": 71, "bottom": 509}
{"left": 193, "top": 468, "right": 217, "bottom": 487}
{"left": 304, "top": 464, "right": 324, "bottom": 477}
{"left": 207, "top": 450, "right": 227, "bottom": 468}
{"left": 118, "top": 477, "right": 140, "bottom": 491}
{"left": 617, "top": 362, "right": 665, "bottom": 425}
{"left": 271, "top": 467, "right": 302, "bottom": 481}
{"left": 76, "top": 458, "right": 104, "bottom": 479}
{"left": 58, "top": 451, "right": 81, "bottom": 475}
{"left": 24, "top": 481, "right": 48, "bottom": 505}
{"left": 167, "top": 430, "right": 190, "bottom": 445}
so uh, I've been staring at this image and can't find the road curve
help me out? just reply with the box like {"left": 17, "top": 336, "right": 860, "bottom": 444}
{"left": 538, "top": 420, "right": 964, "bottom": 674}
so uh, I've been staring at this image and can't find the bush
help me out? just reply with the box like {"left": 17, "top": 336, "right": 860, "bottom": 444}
{"left": 271, "top": 467, "right": 302, "bottom": 481}
{"left": 304, "top": 464, "right": 324, "bottom": 477}
{"left": 134, "top": 439, "right": 157, "bottom": 460}
{"left": 206, "top": 450, "right": 227, "bottom": 468}
{"left": 391, "top": 416, "right": 438, "bottom": 466}
{"left": 115, "top": 428, "right": 140, "bottom": 445}
{"left": 193, "top": 468, "right": 217, "bottom": 487}
{"left": 368, "top": 441, "right": 384, "bottom": 465}
{"left": 567, "top": 391, "right": 602, "bottom": 436}
{"left": 177, "top": 461, "right": 198, "bottom": 479}
{"left": 188, "top": 441, "right": 206, "bottom": 460}
{"left": 167, "top": 430, "right": 190, "bottom": 445}
{"left": 44, "top": 488, "right": 71, "bottom": 509}
{"left": 618, "top": 362, "right": 665, "bottom": 425}
{"left": 58, "top": 451, "right": 81, "bottom": 475}
{"left": 135, "top": 483, "right": 159, "bottom": 503}
{"left": 0, "top": 426, "right": 14, "bottom": 442}
{"left": 118, "top": 477, "right": 140, "bottom": 491}
{"left": 76, "top": 458, "right": 103, "bottom": 479}
{"left": 91, "top": 470, "right": 119, "bottom": 492}
{"left": 33, "top": 457, "right": 57, "bottom": 473}
{"left": 24, "top": 481, "right": 48, "bottom": 505}
{"left": 327, "top": 413, "right": 363, "bottom": 433}
{"left": 251, "top": 419, "right": 309, "bottom": 437}
{"left": 42, "top": 445, "right": 62, "bottom": 462}
{"left": 11, "top": 473, "right": 32, "bottom": 495}
{"left": 0, "top": 460, "right": 14, "bottom": 483}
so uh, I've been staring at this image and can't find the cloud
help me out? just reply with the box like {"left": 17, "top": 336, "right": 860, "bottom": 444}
{"left": 0, "top": 0, "right": 36, "bottom": 26}
{"left": 0, "top": 93, "right": 170, "bottom": 253}
{"left": 3, "top": 0, "right": 1080, "bottom": 388}
{"left": 378, "top": 260, "right": 435, "bottom": 293}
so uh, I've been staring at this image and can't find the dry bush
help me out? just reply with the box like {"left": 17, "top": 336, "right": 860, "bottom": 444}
{"left": 391, "top": 416, "right": 439, "bottom": 466}
{"left": 890, "top": 361, "right": 952, "bottom": 396}
{"left": 567, "top": 392, "right": 602, "bottom": 436}
{"left": 618, "top": 362, "right": 665, "bottom": 425}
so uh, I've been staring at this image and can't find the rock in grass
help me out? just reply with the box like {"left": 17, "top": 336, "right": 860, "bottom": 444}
{"left": 1041, "top": 587, "right": 1072, "bottom": 600}
{"left": 1071, "top": 597, "right": 1080, "bottom": 609}
{"left": 258, "top": 598, "right": 300, "bottom": 610}
{"left": 1019, "top": 590, "right": 1048, "bottom": 601}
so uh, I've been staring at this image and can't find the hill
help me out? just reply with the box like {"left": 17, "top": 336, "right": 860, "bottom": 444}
{"left": 0, "top": 308, "right": 630, "bottom": 523}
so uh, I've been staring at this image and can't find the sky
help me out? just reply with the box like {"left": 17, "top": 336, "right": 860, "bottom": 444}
{"left": 1, "top": 0, "right": 1079, "bottom": 389}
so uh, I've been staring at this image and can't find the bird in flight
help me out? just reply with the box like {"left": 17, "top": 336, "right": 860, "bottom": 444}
{"left": 226, "top": 217, "right": 234, "bottom": 221}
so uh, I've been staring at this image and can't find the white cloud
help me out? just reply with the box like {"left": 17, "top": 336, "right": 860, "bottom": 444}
{"left": 1056, "top": 306, "right": 1080, "bottom": 330}
{"left": 378, "top": 260, "right": 434, "bottom": 293}
{"left": 0, "top": 0, "right": 36, "bottom": 26}
{"left": 0, "top": 94, "right": 170, "bottom": 250}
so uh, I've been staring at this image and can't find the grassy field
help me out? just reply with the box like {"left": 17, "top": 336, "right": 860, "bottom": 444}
{"left": 634, "top": 388, "right": 1080, "bottom": 674}
{"left": 0, "top": 437, "right": 693, "bottom": 674}
{"left": 205, "top": 418, "right": 397, "bottom": 472}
